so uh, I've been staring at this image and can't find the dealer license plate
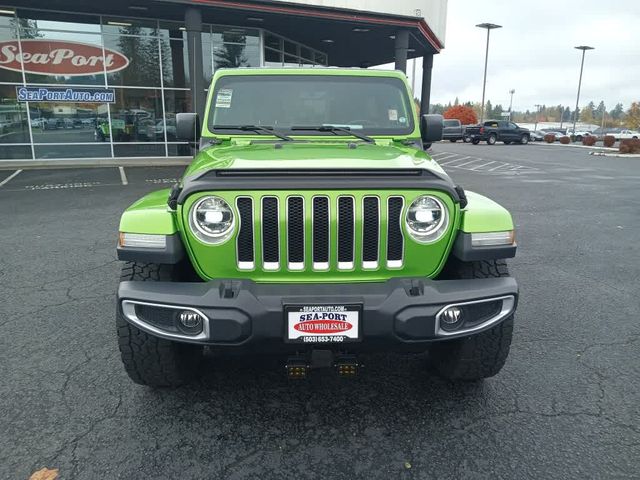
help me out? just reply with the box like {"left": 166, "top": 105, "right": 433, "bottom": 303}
{"left": 285, "top": 304, "right": 361, "bottom": 344}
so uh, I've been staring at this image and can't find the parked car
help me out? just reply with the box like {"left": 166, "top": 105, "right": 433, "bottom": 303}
{"left": 541, "top": 131, "right": 564, "bottom": 141}
{"left": 63, "top": 118, "right": 83, "bottom": 129}
{"left": 151, "top": 119, "right": 177, "bottom": 141}
{"left": 30, "top": 117, "right": 46, "bottom": 129}
{"left": 612, "top": 129, "right": 639, "bottom": 140}
{"left": 43, "top": 118, "right": 61, "bottom": 130}
{"left": 114, "top": 68, "right": 519, "bottom": 386}
{"left": 529, "top": 131, "right": 544, "bottom": 142}
{"left": 465, "top": 120, "right": 531, "bottom": 145}
{"left": 442, "top": 119, "right": 465, "bottom": 142}
{"left": 567, "top": 129, "right": 594, "bottom": 141}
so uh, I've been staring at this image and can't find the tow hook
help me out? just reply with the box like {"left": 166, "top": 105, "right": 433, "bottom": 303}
{"left": 285, "top": 356, "right": 309, "bottom": 379}
{"left": 334, "top": 354, "right": 360, "bottom": 377}
{"left": 285, "top": 350, "right": 360, "bottom": 379}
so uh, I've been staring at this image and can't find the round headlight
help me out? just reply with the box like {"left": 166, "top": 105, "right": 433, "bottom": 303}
{"left": 405, "top": 195, "right": 448, "bottom": 243}
{"left": 190, "top": 196, "right": 234, "bottom": 244}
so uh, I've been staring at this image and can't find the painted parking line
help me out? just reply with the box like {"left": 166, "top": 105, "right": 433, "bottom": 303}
{"left": 439, "top": 156, "right": 470, "bottom": 166}
{"left": 0, "top": 169, "right": 23, "bottom": 187}
{"left": 24, "top": 182, "right": 103, "bottom": 190}
{"left": 434, "top": 152, "right": 542, "bottom": 175}
{"left": 450, "top": 158, "right": 486, "bottom": 168}
{"left": 118, "top": 167, "right": 128, "bottom": 186}
{"left": 433, "top": 153, "right": 459, "bottom": 162}
{"left": 430, "top": 151, "right": 452, "bottom": 158}
{"left": 488, "top": 162, "right": 511, "bottom": 171}
{"left": 469, "top": 160, "right": 496, "bottom": 170}
{"left": 145, "top": 178, "right": 179, "bottom": 184}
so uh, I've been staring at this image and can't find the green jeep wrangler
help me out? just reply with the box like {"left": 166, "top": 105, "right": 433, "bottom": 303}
{"left": 116, "top": 68, "right": 518, "bottom": 387}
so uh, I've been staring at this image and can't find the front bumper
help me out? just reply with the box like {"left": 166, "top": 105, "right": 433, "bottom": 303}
{"left": 117, "top": 277, "right": 518, "bottom": 351}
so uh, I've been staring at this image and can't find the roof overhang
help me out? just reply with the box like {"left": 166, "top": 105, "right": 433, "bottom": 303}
{"left": 14, "top": 0, "right": 443, "bottom": 66}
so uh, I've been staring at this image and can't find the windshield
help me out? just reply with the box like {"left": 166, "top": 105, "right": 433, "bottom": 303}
{"left": 208, "top": 74, "right": 414, "bottom": 136}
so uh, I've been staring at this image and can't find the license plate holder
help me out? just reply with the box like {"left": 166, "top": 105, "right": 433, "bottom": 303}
{"left": 284, "top": 304, "right": 361, "bottom": 344}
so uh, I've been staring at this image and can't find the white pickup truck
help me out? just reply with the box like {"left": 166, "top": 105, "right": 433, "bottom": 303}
{"left": 612, "top": 129, "right": 640, "bottom": 140}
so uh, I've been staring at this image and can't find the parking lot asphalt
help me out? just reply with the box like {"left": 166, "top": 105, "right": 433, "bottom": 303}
{"left": 1, "top": 143, "right": 639, "bottom": 479}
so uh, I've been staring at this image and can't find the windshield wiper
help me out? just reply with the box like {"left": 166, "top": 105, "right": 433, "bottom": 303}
{"left": 213, "top": 124, "right": 293, "bottom": 141}
{"left": 291, "top": 125, "right": 375, "bottom": 143}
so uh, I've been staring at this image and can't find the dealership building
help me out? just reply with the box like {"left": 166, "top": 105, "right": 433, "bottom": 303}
{"left": 0, "top": 0, "right": 447, "bottom": 163}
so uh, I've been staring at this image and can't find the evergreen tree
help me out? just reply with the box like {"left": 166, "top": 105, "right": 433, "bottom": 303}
{"left": 609, "top": 103, "right": 624, "bottom": 120}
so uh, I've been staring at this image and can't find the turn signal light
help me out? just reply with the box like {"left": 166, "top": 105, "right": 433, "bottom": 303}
{"left": 119, "top": 232, "right": 167, "bottom": 249}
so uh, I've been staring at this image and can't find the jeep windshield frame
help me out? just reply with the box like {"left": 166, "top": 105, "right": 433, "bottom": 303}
{"left": 207, "top": 74, "right": 415, "bottom": 138}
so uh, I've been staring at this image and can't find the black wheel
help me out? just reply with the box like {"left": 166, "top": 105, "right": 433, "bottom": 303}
{"left": 503, "top": 141, "right": 512, "bottom": 145}
{"left": 449, "top": 139, "right": 457, "bottom": 143}
{"left": 487, "top": 134, "right": 497, "bottom": 145}
{"left": 429, "top": 259, "right": 514, "bottom": 381}
{"left": 471, "top": 139, "right": 480, "bottom": 145}
{"left": 520, "top": 134, "right": 529, "bottom": 144}
{"left": 116, "top": 262, "right": 203, "bottom": 387}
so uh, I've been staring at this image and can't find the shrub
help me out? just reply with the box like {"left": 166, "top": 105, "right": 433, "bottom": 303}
{"left": 559, "top": 136, "right": 571, "bottom": 144}
{"left": 582, "top": 135, "right": 596, "bottom": 146}
{"left": 619, "top": 138, "right": 640, "bottom": 154}
{"left": 603, "top": 135, "right": 616, "bottom": 147}
{"left": 443, "top": 105, "right": 478, "bottom": 125}
{"left": 544, "top": 133, "right": 555, "bottom": 143}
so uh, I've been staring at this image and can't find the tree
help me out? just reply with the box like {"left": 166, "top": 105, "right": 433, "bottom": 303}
{"left": 625, "top": 102, "right": 640, "bottom": 129}
{"left": 443, "top": 105, "right": 478, "bottom": 125}
{"left": 430, "top": 103, "right": 445, "bottom": 115}
{"left": 580, "top": 103, "right": 595, "bottom": 124}
{"left": 214, "top": 33, "right": 250, "bottom": 68}
{"left": 485, "top": 100, "right": 493, "bottom": 119}
{"left": 610, "top": 103, "right": 624, "bottom": 120}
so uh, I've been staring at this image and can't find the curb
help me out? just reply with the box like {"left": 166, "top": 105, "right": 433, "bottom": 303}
{"left": 589, "top": 151, "right": 640, "bottom": 158}
{"left": 0, "top": 156, "right": 192, "bottom": 170}
{"left": 530, "top": 143, "right": 618, "bottom": 151}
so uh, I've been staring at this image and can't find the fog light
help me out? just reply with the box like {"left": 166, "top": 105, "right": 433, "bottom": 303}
{"left": 440, "top": 306, "right": 463, "bottom": 331}
{"left": 179, "top": 311, "right": 202, "bottom": 328}
{"left": 176, "top": 310, "right": 204, "bottom": 335}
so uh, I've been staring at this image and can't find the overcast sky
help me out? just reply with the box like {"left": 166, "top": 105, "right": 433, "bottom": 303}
{"left": 402, "top": 0, "right": 640, "bottom": 112}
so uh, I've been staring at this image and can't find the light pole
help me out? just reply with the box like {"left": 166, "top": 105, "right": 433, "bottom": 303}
{"left": 572, "top": 45, "right": 594, "bottom": 135}
{"left": 476, "top": 23, "right": 502, "bottom": 123}
{"left": 508, "top": 89, "right": 515, "bottom": 121}
{"left": 534, "top": 104, "right": 542, "bottom": 131}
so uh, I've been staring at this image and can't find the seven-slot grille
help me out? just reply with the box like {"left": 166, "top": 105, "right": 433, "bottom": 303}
{"left": 235, "top": 195, "right": 405, "bottom": 271}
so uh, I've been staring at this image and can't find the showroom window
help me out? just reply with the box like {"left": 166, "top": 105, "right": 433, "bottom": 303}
{"left": 263, "top": 32, "right": 328, "bottom": 67}
{"left": 0, "top": 8, "right": 328, "bottom": 160}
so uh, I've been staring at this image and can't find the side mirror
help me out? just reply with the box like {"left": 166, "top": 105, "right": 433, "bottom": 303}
{"left": 176, "top": 112, "right": 201, "bottom": 143}
{"left": 420, "top": 114, "right": 443, "bottom": 144}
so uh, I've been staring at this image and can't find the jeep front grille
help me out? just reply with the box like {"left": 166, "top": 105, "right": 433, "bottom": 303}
{"left": 235, "top": 194, "right": 405, "bottom": 272}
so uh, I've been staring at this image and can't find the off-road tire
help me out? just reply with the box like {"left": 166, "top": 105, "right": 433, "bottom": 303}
{"left": 429, "top": 259, "right": 514, "bottom": 381}
{"left": 117, "top": 262, "right": 203, "bottom": 387}
{"left": 487, "top": 134, "right": 497, "bottom": 145}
